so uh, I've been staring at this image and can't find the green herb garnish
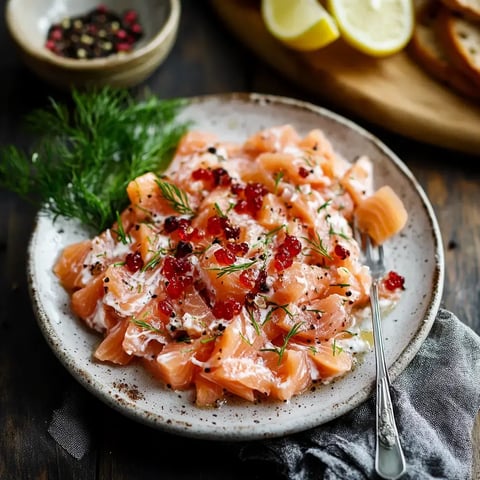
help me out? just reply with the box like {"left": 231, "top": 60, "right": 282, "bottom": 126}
{"left": 112, "top": 211, "right": 131, "bottom": 245}
{"left": 130, "top": 317, "right": 163, "bottom": 334}
{"left": 261, "top": 321, "right": 304, "bottom": 364}
{"left": 317, "top": 199, "right": 331, "bottom": 212}
{"left": 209, "top": 259, "right": 258, "bottom": 278}
{"left": 328, "top": 225, "right": 350, "bottom": 240}
{"left": 273, "top": 171, "right": 284, "bottom": 193}
{"left": 156, "top": 179, "right": 194, "bottom": 215}
{"left": 303, "top": 231, "right": 332, "bottom": 259}
{"left": 332, "top": 339, "right": 344, "bottom": 356}
{"left": 0, "top": 87, "right": 189, "bottom": 232}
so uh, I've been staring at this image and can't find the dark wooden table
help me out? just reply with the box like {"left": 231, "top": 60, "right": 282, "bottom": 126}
{"left": 1, "top": 1, "right": 479, "bottom": 479}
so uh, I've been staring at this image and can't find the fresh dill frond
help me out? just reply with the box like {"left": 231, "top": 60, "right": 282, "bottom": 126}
{"left": 317, "top": 199, "right": 332, "bottom": 212}
{"left": 156, "top": 179, "right": 194, "bottom": 215}
{"left": 328, "top": 225, "right": 350, "bottom": 240}
{"left": 141, "top": 247, "right": 169, "bottom": 271}
{"left": 112, "top": 211, "right": 131, "bottom": 245}
{"left": 273, "top": 171, "right": 284, "bottom": 193}
{"left": 209, "top": 259, "right": 258, "bottom": 278}
{"left": 303, "top": 231, "right": 332, "bottom": 259}
{"left": 130, "top": 317, "right": 163, "bottom": 334}
{"left": 332, "top": 339, "right": 344, "bottom": 356}
{"left": 263, "top": 300, "right": 293, "bottom": 325}
{"left": 0, "top": 87, "right": 190, "bottom": 232}
{"left": 261, "top": 321, "right": 305, "bottom": 364}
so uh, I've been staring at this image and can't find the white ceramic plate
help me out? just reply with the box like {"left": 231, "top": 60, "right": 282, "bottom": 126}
{"left": 27, "top": 93, "right": 444, "bottom": 441}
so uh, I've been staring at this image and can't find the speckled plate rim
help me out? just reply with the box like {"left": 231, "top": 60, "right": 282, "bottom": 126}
{"left": 27, "top": 92, "right": 444, "bottom": 441}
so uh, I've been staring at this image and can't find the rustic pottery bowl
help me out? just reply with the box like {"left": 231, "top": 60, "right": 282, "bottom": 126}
{"left": 5, "top": 0, "right": 180, "bottom": 90}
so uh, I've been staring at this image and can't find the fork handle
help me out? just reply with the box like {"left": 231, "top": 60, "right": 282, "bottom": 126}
{"left": 371, "top": 282, "right": 407, "bottom": 480}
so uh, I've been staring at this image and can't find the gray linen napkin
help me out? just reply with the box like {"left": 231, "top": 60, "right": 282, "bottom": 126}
{"left": 239, "top": 309, "right": 480, "bottom": 480}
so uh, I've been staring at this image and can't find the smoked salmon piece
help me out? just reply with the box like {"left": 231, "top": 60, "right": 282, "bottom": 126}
{"left": 268, "top": 349, "right": 311, "bottom": 401}
{"left": 94, "top": 319, "right": 133, "bottom": 365}
{"left": 308, "top": 341, "right": 353, "bottom": 380}
{"left": 71, "top": 274, "right": 105, "bottom": 328}
{"left": 355, "top": 185, "right": 408, "bottom": 245}
{"left": 54, "top": 240, "right": 92, "bottom": 290}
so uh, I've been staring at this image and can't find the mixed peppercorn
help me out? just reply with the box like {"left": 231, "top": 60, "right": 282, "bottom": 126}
{"left": 45, "top": 4, "right": 143, "bottom": 59}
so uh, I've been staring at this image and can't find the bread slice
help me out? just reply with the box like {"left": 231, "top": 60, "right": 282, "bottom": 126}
{"left": 441, "top": 0, "right": 480, "bottom": 21}
{"left": 437, "top": 6, "right": 480, "bottom": 88}
{"left": 408, "top": 1, "right": 480, "bottom": 98}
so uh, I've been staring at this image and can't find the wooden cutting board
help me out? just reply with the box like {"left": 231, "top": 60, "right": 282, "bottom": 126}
{"left": 210, "top": 0, "right": 480, "bottom": 155}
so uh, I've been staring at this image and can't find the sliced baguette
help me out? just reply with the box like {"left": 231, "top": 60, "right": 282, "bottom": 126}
{"left": 437, "top": 6, "right": 480, "bottom": 88}
{"left": 408, "top": 1, "right": 480, "bottom": 98}
{"left": 441, "top": 0, "right": 480, "bottom": 22}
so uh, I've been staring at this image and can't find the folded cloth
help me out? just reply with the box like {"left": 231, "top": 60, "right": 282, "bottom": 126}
{"left": 239, "top": 309, "right": 480, "bottom": 480}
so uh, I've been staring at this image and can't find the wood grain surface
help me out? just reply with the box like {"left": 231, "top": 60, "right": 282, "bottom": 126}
{"left": 0, "top": 1, "right": 479, "bottom": 478}
{"left": 210, "top": 0, "right": 480, "bottom": 155}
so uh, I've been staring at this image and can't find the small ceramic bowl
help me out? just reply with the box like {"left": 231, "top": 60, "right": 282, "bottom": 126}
{"left": 5, "top": 0, "right": 180, "bottom": 90}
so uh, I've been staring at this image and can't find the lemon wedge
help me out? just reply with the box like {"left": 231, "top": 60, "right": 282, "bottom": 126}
{"left": 327, "top": 0, "right": 414, "bottom": 56}
{"left": 261, "top": 0, "right": 340, "bottom": 51}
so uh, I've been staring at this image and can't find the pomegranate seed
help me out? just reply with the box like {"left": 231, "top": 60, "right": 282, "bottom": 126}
{"left": 192, "top": 168, "right": 214, "bottom": 184}
{"left": 125, "top": 251, "right": 144, "bottom": 273}
{"left": 212, "top": 168, "right": 232, "bottom": 187}
{"left": 176, "top": 257, "right": 192, "bottom": 275}
{"left": 298, "top": 166, "right": 310, "bottom": 178}
{"left": 284, "top": 235, "right": 302, "bottom": 256}
{"left": 234, "top": 199, "right": 249, "bottom": 214}
{"left": 207, "top": 215, "right": 223, "bottom": 236}
{"left": 239, "top": 269, "right": 256, "bottom": 289}
{"left": 176, "top": 218, "right": 193, "bottom": 241}
{"left": 274, "top": 255, "right": 293, "bottom": 272}
{"left": 165, "top": 278, "right": 183, "bottom": 299}
{"left": 189, "top": 227, "right": 205, "bottom": 242}
{"left": 231, "top": 183, "right": 244, "bottom": 195}
{"left": 226, "top": 242, "right": 249, "bottom": 256}
{"left": 212, "top": 299, "right": 242, "bottom": 320}
{"left": 164, "top": 216, "right": 179, "bottom": 233}
{"left": 158, "top": 299, "right": 174, "bottom": 319}
{"left": 254, "top": 269, "right": 269, "bottom": 293}
{"left": 116, "top": 29, "right": 128, "bottom": 39}
{"left": 161, "top": 256, "right": 177, "bottom": 279}
{"left": 334, "top": 244, "right": 350, "bottom": 260}
{"left": 214, "top": 248, "right": 236, "bottom": 265}
{"left": 224, "top": 224, "right": 240, "bottom": 240}
{"left": 384, "top": 271, "right": 405, "bottom": 291}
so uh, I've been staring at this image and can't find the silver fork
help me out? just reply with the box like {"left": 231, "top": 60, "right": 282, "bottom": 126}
{"left": 363, "top": 234, "right": 407, "bottom": 479}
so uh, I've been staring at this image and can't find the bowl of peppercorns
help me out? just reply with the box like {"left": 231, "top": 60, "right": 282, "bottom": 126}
{"left": 5, "top": 0, "right": 181, "bottom": 89}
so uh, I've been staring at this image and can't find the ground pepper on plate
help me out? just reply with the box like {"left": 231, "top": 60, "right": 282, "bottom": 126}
{"left": 45, "top": 4, "right": 143, "bottom": 59}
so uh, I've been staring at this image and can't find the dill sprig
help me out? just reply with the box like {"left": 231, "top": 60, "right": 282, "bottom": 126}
{"left": 112, "top": 211, "right": 131, "bottom": 245}
{"left": 209, "top": 259, "right": 258, "bottom": 278}
{"left": 130, "top": 317, "right": 163, "bottom": 334}
{"left": 303, "top": 231, "right": 332, "bottom": 259}
{"left": 0, "top": 87, "right": 190, "bottom": 232}
{"left": 156, "top": 179, "right": 194, "bottom": 215}
{"left": 261, "top": 321, "right": 305, "bottom": 364}
{"left": 332, "top": 338, "right": 344, "bottom": 356}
